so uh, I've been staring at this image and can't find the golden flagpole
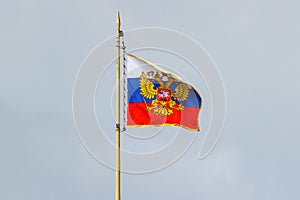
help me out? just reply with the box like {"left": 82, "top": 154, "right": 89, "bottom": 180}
{"left": 115, "top": 11, "right": 121, "bottom": 200}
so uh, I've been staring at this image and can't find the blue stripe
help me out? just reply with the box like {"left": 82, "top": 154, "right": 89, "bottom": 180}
{"left": 127, "top": 78, "right": 201, "bottom": 108}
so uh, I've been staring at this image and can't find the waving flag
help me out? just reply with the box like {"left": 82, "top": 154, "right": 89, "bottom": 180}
{"left": 126, "top": 54, "right": 202, "bottom": 131}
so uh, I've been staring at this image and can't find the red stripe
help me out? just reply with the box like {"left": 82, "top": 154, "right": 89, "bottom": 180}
{"left": 127, "top": 102, "right": 200, "bottom": 130}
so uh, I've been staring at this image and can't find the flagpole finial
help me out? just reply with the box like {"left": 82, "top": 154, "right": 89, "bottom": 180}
{"left": 117, "top": 11, "right": 121, "bottom": 32}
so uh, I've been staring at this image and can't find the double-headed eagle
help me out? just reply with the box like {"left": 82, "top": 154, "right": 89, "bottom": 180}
{"left": 139, "top": 71, "right": 190, "bottom": 116}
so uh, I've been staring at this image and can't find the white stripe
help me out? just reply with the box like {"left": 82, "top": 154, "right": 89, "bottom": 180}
{"left": 127, "top": 55, "right": 157, "bottom": 78}
{"left": 126, "top": 54, "right": 183, "bottom": 81}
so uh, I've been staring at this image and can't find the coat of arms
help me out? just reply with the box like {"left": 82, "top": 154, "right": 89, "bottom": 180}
{"left": 139, "top": 71, "right": 190, "bottom": 116}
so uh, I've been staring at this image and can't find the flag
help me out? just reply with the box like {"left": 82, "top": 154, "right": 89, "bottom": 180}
{"left": 126, "top": 54, "right": 202, "bottom": 131}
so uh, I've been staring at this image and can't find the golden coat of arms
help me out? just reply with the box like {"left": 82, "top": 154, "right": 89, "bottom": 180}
{"left": 139, "top": 71, "right": 190, "bottom": 116}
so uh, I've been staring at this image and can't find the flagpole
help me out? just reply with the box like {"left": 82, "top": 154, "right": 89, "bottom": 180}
{"left": 115, "top": 11, "right": 121, "bottom": 200}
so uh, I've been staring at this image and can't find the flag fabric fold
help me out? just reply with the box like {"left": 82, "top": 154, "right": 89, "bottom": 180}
{"left": 126, "top": 54, "right": 202, "bottom": 131}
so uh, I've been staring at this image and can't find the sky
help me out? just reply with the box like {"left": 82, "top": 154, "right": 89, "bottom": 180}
{"left": 1, "top": 0, "right": 300, "bottom": 199}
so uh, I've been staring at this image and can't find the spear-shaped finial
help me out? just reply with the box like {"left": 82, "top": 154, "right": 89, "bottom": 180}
{"left": 117, "top": 11, "right": 121, "bottom": 33}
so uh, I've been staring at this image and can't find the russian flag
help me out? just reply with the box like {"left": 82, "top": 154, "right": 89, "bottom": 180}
{"left": 126, "top": 54, "right": 202, "bottom": 131}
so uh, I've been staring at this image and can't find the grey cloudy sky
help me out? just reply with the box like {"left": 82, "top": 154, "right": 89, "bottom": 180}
{"left": 1, "top": 0, "right": 300, "bottom": 199}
